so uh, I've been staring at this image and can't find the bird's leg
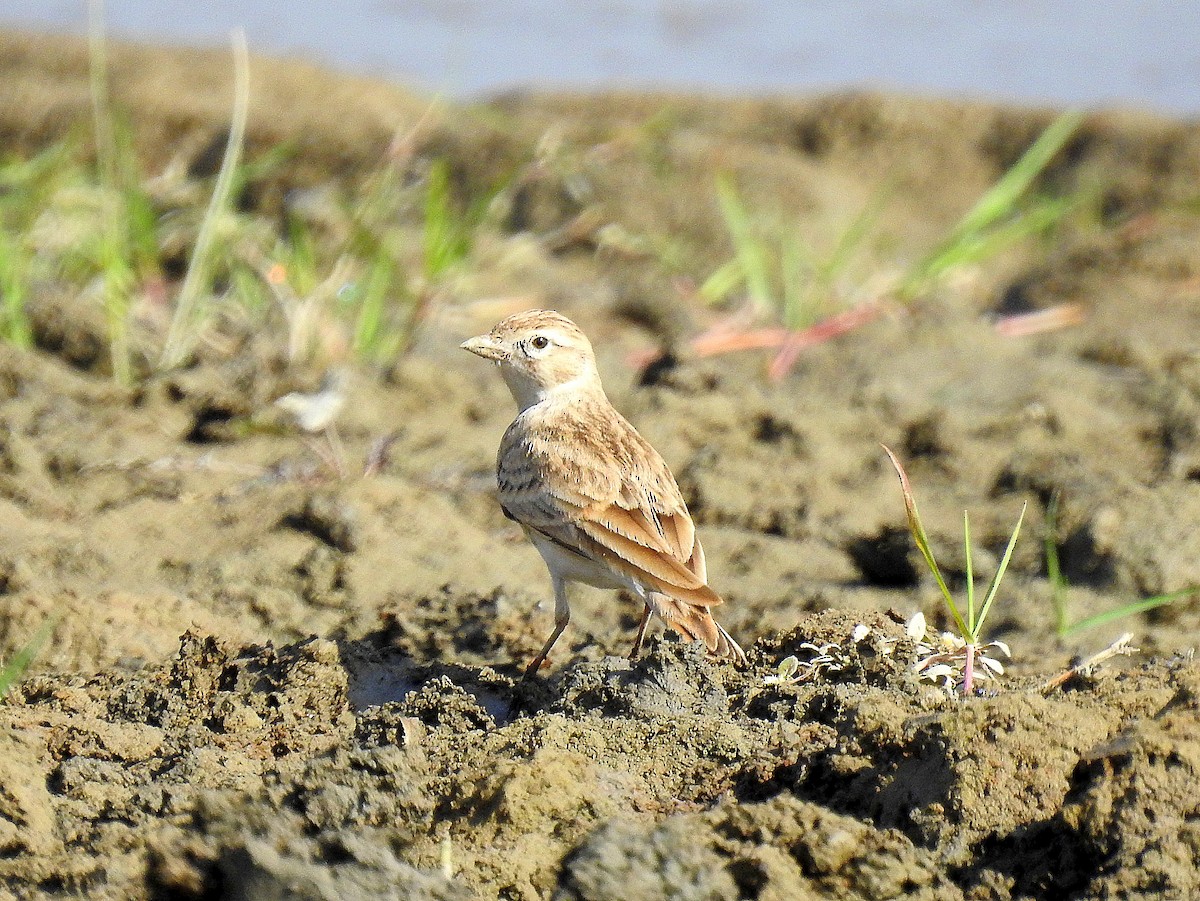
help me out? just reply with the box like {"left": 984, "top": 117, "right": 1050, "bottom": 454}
{"left": 524, "top": 576, "right": 570, "bottom": 679}
{"left": 324, "top": 424, "right": 347, "bottom": 479}
{"left": 303, "top": 425, "right": 346, "bottom": 479}
{"left": 628, "top": 604, "right": 653, "bottom": 660}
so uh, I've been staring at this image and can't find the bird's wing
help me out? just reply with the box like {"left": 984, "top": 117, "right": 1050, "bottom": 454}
{"left": 498, "top": 403, "right": 719, "bottom": 606}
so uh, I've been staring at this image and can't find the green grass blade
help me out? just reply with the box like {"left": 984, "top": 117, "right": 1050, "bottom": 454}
{"left": 160, "top": 28, "right": 250, "bottom": 370}
{"left": 111, "top": 112, "right": 160, "bottom": 276}
{"left": 0, "top": 142, "right": 74, "bottom": 191}
{"left": 87, "top": 0, "right": 116, "bottom": 189}
{"left": 351, "top": 253, "right": 395, "bottom": 362}
{"left": 948, "top": 111, "right": 1083, "bottom": 245}
{"left": 423, "top": 158, "right": 456, "bottom": 280}
{"left": 780, "top": 231, "right": 809, "bottom": 329}
{"left": 422, "top": 158, "right": 505, "bottom": 287}
{"left": 883, "top": 445, "right": 968, "bottom": 636}
{"left": 89, "top": 0, "right": 138, "bottom": 383}
{"left": 820, "top": 185, "right": 891, "bottom": 286}
{"left": 0, "top": 226, "right": 33, "bottom": 347}
{"left": 964, "top": 510, "right": 976, "bottom": 633}
{"left": 974, "top": 501, "right": 1028, "bottom": 639}
{"left": 715, "top": 175, "right": 774, "bottom": 318}
{"left": 901, "top": 111, "right": 1083, "bottom": 300}
{"left": 916, "top": 195, "right": 1078, "bottom": 288}
{"left": 698, "top": 258, "right": 744, "bottom": 305}
{"left": 283, "top": 216, "right": 319, "bottom": 296}
{"left": 1065, "top": 587, "right": 1199, "bottom": 636}
{"left": 229, "top": 140, "right": 297, "bottom": 200}
{"left": 98, "top": 222, "right": 135, "bottom": 385}
{"left": 230, "top": 264, "right": 270, "bottom": 313}
{"left": 0, "top": 616, "right": 59, "bottom": 700}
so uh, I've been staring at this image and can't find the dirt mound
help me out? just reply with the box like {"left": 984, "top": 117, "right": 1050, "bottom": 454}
{"left": 5, "top": 624, "right": 1199, "bottom": 899}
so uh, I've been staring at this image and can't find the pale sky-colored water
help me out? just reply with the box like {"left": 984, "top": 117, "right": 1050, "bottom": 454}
{"left": 2, "top": 1, "right": 1198, "bottom": 114}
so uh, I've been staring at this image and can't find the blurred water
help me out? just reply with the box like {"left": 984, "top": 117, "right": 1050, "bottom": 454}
{"left": 2, "top": 1, "right": 1198, "bottom": 114}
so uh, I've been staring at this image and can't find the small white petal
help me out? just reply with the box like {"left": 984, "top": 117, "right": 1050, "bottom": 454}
{"left": 990, "top": 640, "right": 1012, "bottom": 658}
{"left": 906, "top": 611, "right": 927, "bottom": 641}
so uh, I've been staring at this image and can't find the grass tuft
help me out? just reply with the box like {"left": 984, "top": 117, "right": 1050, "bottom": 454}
{"left": 690, "top": 112, "right": 1084, "bottom": 379}
{"left": 884, "top": 445, "right": 1026, "bottom": 695}
{"left": 898, "top": 111, "right": 1084, "bottom": 301}
{"left": 701, "top": 175, "right": 889, "bottom": 331}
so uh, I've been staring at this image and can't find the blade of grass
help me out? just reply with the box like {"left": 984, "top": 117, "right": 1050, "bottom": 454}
{"left": 87, "top": 0, "right": 116, "bottom": 189}
{"left": 698, "top": 258, "right": 744, "bottom": 305}
{"left": 98, "top": 224, "right": 136, "bottom": 384}
{"left": 0, "top": 226, "right": 33, "bottom": 347}
{"left": 714, "top": 175, "right": 774, "bottom": 318}
{"left": 111, "top": 112, "right": 160, "bottom": 276}
{"left": 88, "top": 0, "right": 136, "bottom": 383}
{"left": 973, "top": 501, "right": 1028, "bottom": 639}
{"left": 819, "top": 183, "right": 891, "bottom": 287}
{"left": 914, "top": 195, "right": 1078, "bottom": 290}
{"left": 228, "top": 140, "right": 296, "bottom": 200}
{"left": 282, "top": 216, "right": 319, "bottom": 296}
{"left": 423, "top": 158, "right": 456, "bottom": 281}
{"left": 882, "top": 445, "right": 968, "bottom": 636}
{"left": 900, "top": 111, "right": 1083, "bottom": 300}
{"left": 0, "top": 616, "right": 59, "bottom": 700}
{"left": 0, "top": 142, "right": 74, "bottom": 190}
{"left": 1066, "top": 587, "right": 1199, "bottom": 635}
{"left": 351, "top": 253, "right": 396, "bottom": 362}
{"left": 779, "top": 232, "right": 808, "bottom": 330}
{"left": 160, "top": 28, "right": 250, "bottom": 370}
{"left": 421, "top": 157, "right": 504, "bottom": 298}
{"left": 940, "top": 112, "right": 1084, "bottom": 252}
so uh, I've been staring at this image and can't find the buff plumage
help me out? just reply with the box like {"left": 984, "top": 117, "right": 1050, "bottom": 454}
{"left": 462, "top": 309, "right": 746, "bottom": 676}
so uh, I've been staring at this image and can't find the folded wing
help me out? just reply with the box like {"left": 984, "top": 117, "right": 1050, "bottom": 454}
{"left": 499, "top": 402, "right": 720, "bottom": 607}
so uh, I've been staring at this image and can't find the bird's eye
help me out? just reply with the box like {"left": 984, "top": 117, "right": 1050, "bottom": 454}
{"left": 530, "top": 335, "right": 550, "bottom": 350}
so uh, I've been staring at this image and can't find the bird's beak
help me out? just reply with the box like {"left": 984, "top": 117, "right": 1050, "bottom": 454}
{"left": 460, "top": 334, "right": 509, "bottom": 362}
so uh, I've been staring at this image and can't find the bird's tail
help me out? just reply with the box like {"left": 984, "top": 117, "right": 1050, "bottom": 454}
{"left": 649, "top": 593, "right": 747, "bottom": 666}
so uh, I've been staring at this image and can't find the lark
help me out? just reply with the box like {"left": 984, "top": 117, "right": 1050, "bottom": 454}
{"left": 462, "top": 309, "right": 747, "bottom": 677}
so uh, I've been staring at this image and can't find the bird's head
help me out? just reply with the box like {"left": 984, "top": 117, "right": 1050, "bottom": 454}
{"left": 461, "top": 310, "right": 602, "bottom": 410}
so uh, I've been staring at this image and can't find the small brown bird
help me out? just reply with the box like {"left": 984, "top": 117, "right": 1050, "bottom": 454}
{"left": 461, "top": 309, "right": 746, "bottom": 677}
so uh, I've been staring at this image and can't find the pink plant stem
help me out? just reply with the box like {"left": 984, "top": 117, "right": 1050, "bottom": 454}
{"left": 963, "top": 643, "right": 976, "bottom": 696}
{"left": 629, "top": 301, "right": 888, "bottom": 374}
{"left": 767, "top": 302, "right": 887, "bottom": 381}
{"left": 690, "top": 327, "right": 793, "bottom": 356}
{"left": 690, "top": 301, "right": 888, "bottom": 362}
{"left": 993, "top": 303, "right": 1086, "bottom": 338}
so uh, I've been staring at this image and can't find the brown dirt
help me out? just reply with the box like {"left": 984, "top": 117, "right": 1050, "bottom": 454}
{"left": 2, "top": 29, "right": 1200, "bottom": 901}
